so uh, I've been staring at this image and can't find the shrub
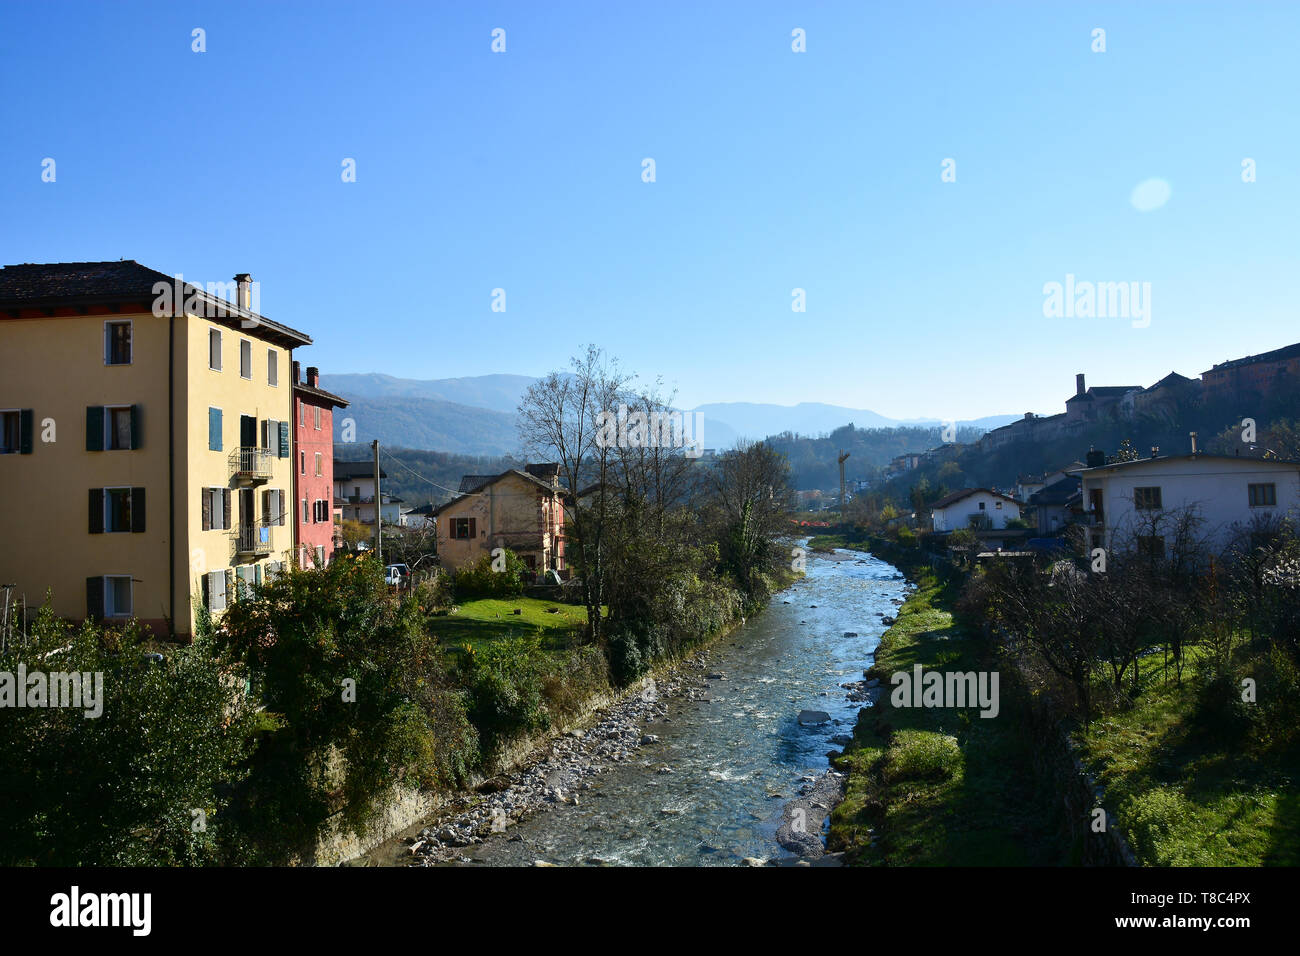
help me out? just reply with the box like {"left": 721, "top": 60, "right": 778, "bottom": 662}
{"left": 463, "top": 636, "right": 551, "bottom": 755}
{"left": 453, "top": 549, "right": 529, "bottom": 600}
{"left": 882, "top": 730, "right": 962, "bottom": 784}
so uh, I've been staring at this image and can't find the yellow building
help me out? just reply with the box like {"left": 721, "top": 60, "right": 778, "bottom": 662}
{"left": 0, "top": 260, "right": 312, "bottom": 639}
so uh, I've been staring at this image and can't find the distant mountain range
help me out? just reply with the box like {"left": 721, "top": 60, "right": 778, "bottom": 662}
{"left": 320, "top": 373, "right": 1018, "bottom": 457}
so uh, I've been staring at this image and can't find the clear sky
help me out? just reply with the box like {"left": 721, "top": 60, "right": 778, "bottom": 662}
{"left": 2, "top": 1, "right": 1297, "bottom": 420}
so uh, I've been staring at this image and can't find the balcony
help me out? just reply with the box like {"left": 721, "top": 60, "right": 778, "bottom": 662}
{"left": 233, "top": 522, "right": 274, "bottom": 558}
{"left": 230, "top": 447, "right": 274, "bottom": 483}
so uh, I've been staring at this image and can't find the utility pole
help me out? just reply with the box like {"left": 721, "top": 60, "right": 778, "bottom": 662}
{"left": 372, "top": 439, "right": 382, "bottom": 563}
{"left": 838, "top": 450, "right": 851, "bottom": 524}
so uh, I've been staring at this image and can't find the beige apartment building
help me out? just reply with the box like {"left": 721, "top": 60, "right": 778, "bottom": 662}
{"left": 0, "top": 260, "right": 311, "bottom": 639}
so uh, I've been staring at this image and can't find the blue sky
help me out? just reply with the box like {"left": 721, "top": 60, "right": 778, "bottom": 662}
{"left": 2, "top": 1, "right": 1297, "bottom": 420}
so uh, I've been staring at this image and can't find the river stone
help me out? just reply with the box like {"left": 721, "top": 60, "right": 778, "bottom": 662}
{"left": 798, "top": 710, "right": 831, "bottom": 725}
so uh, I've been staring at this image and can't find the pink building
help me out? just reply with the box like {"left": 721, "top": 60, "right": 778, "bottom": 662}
{"left": 292, "top": 363, "right": 348, "bottom": 567}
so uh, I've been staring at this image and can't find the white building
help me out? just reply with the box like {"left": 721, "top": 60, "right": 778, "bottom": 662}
{"left": 333, "top": 460, "right": 403, "bottom": 526}
{"left": 930, "top": 488, "right": 1022, "bottom": 532}
{"left": 1077, "top": 453, "right": 1300, "bottom": 556}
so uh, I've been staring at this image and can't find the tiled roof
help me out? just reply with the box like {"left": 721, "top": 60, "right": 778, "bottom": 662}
{"left": 334, "top": 460, "right": 386, "bottom": 480}
{"left": 930, "top": 487, "right": 1020, "bottom": 510}
{"left": 1208, "top": 341, "right": 1300, "bottom": 373}
{"left": 0, "top": 259, "right": 311, "bottom": 347}
{"left": 294, "top": 381, "right": 349, "bottom": 408}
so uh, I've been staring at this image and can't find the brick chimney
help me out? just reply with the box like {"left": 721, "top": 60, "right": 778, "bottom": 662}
{"left": 307, "top": 366, "right": 319, "bottom": 387}
{"left": 234, "top": 273, "right": 252, "bottom": 310}
{"left": 1076, "top": 373, "right": 1086, "bottom": 396}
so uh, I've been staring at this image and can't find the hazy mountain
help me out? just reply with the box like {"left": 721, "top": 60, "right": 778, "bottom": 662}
{"left": 320, "top": 373, "right": 1015, "bottom": 456}
{"left": 693, "top": 402, "right": 1020, "bottom": 440}
{"left": 333, "top": 396, "right": 520, "bottom": 457}
{"left": 321, "top": 373, "right": 537, "bottom": 415}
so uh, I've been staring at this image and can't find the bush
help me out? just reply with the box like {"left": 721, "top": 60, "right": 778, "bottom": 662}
{"left": 453, "top": 549, "right": 529, "bottom": 600}
{"left": 882, "top": 730, "right": 962, "bottom": 784}
{"left": 0, "top": 608, "right": 253, "bottom": 865}
{"left": 215, "top": 554, "right": 476, "bottom": 861}
{"left": 463, "top": 636, "right": 551, "bottom": 755}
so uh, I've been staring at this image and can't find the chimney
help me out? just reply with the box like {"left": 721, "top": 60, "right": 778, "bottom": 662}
{"left": 292, "top": 360, "right": 301, "bottom": 385}
{"left": 1076, "top": 373, "right": 1086, "bottom": 396}
{"left": 1190, "top": 432, "right": 1198, "bottom": 455}
{"left": 307, "top": 366, "right": 319, "bottom": 387}
{"left": 234, "top": 273, "right": 252, "bottom": 311}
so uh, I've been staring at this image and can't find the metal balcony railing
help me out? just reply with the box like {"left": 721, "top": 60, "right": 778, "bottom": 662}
{"left": 234, "top": 522, "right": 274, "bottom": 557}
{"left": 230, "top": 447, "right": 274, "bottom": 482}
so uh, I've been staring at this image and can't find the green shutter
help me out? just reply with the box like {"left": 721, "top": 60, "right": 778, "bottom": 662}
{"left": 88, "top": 489, "right": 103, "bottom": 534}
{"left": 209, "top": 408, "right": 222, "bottom": 451}
{"left": 131, "top": 487, "right": 146, "bottom": 533}
{"left": 86, "top": 577, "right": 104, "bottom": 620}
{"left": 86, "top": 406, "right": 104, "bottom": 451}
{"left": 130, "top": 405, "right": 141, "bottom": 449}
{"left": 279, "top": 421, "right": 289, "bottom": 458}
{"left": 19, "top": 409, "right": 33, "bottom": 454}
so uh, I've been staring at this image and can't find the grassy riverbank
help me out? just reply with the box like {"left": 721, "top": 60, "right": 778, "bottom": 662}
{"left": 813, "top": 535, "right": 1064, "bottom": 865}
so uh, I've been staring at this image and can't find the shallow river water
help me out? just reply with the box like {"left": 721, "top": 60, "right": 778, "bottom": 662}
{"left": 441, "top": 546, "right": 908, "bottom": 866}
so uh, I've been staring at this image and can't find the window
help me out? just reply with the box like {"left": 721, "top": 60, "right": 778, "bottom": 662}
{"left": 92, "top": 487, "right": 145, "bottom": 534}
{"left": 300, "top": 451, "right": 306, "bottom": 475}
{"left": 209, "top": 329, "right": 222, "bottom": 370}
{"left": 450, "top": 517, "right": 476, "bottom": 539}
{"left": 104, "top": 575, "right": 133, "bottom": 617}
{"left": 1133, "top": 486, "right": 1163, "bottom": 510}
{"left": 978, "top": 501, "right": 986, "bottom": 510}
{"left": 314, "top": 452, "right": 322, "bottom": 476}
{"left": 240, "top": 339, "right": 252, "bottom": 379}
{"left": 267, "top": 349, "right": 278, "bottom": 386}
{"left": 105, "top": 321, "right": 132, "bottom": 365}
{"left": 299, "top": 402, "right": 305, "bottom": 427}
{"left": 302, "top": 498, "right": 309, "bottom": 523}
{"left": 315, "top": 545, "right": 325, "bottom": 567}
{"left": 314, "top": 406, "right": 321, "bottom": 430}
{"left": 263, "top": 489, "right": 285, "bottom": 527}
{"left": 203, "top": 487, "right": 230, "bottom": 531}
{"left": 1248, "top": 483, "right": 1277, "bottom": 507}
{"left": 0, "top": 410, "right": 29, "bottom": 455}
{"left": 995, "top": 500, "right": 1003, "bottom": 509}
{"left": 206, "top": 569, "right": 229, "bottom": 613}
{"left": 107, "top": 405, "right": 133, "bottom": 450}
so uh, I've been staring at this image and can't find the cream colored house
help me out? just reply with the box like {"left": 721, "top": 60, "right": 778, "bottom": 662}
{"left": 0, "top": 260, "right": 311, "bottom": 639}
{"left": 434, "top": 465, "right": 566, "bottom": 575}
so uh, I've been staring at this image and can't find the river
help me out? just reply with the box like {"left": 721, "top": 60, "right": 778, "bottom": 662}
{"left": 415, "top": 545, "right": 909, "bottom": 866}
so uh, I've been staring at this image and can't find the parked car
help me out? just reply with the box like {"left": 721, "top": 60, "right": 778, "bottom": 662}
{"left": 384, "top": 564, "right": 411, "bottom": 587}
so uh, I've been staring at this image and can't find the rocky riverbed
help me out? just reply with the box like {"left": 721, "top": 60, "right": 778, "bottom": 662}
{"left": 404, "top": 656, "right": 718, "bottom": 865}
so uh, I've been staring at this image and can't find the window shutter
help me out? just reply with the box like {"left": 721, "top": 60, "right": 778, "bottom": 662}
{"left": 262, "top": 489, "right": 271, "bottom": 523}
{"left": 261, "top": 419, "right": 269, "bottom": 450}
{"left": 222, "top": 489, "right": 232, "bottom": 530}
{"left": 279, "top": 421, "right": 289, "bottom": 458}
{"left": 254, "top": 563, "right": 263, "bottom": 586}
{"left": 89, "top": 489, "right": 103, "bottom": 534}
{"left": 131, "top": 487, "right": 146, "bottom": 533}
{"left": 200, "top": 570, "right": 210, "bottom": 610}
{"left": 129, "top": 405, "right": 141, "bottom": 449}
{"left": 19, "top": 409, "right": 33, "bottom": 454}
{"left": 86, "top": 406, "right": 104, "bottom": 451}
{"left": 202, "top": 488, "right": 211, "bottom": 531}
{"left": 86, "top": 577, "right": 104, "bottom": 620}
{"left": 469, "top": 517, "right": 477, "bottom": 538}
{"left": 224, "top": 570, "right": 233, "bottom": 604}
{"left": 209, "top": 408, "right": 222, "bottom": 451}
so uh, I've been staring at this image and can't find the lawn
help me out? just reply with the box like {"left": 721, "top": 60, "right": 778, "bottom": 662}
{"left": 1077, "top": 643, "right": 1300, "bottom": 866}
{"left": 426, "top": 596, "right": 592, "bottom": 655}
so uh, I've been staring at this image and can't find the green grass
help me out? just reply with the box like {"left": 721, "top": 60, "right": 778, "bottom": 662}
{"left": 1077, "top": 643, "right": 1300, "bottom": 866}
{"left": 828, "top": 543, "right": 1063, "bottom": 866}
{"left": 427, "top": 596, "right": 592, "bottom": 656}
